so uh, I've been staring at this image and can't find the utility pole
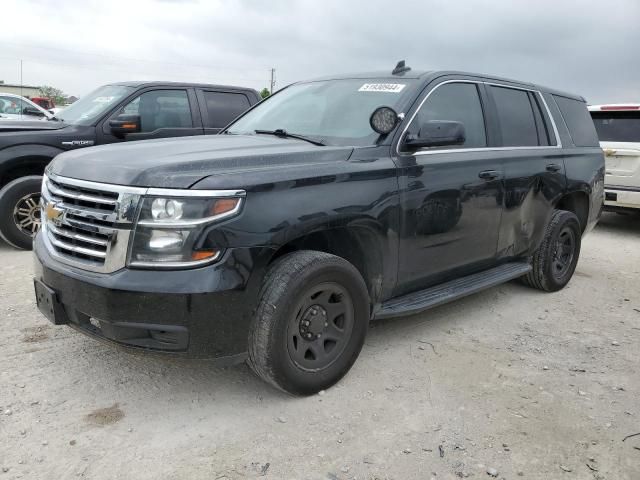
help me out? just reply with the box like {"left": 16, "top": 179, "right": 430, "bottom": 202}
{"left": 270, "top": 68, "right": 276, "bottom": 94}
{"left": 19, "top": 60, "right": 23, "bottom": 98}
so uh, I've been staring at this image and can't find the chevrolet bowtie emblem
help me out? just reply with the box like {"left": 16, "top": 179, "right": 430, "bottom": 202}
{"left": 45, "top": 202, "right": 64, "bottom": 223}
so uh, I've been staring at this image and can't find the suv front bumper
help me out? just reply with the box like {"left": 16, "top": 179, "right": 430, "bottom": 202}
{"left": 33, "top": 232, "right": 273, "bottom": 360}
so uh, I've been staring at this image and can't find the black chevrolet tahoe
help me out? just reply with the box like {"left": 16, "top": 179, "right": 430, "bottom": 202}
{"left": 32, "top": 63, "right": 605, "bottom": 395}
{"left": 0, "top": 81, "right": 260, "bottom": 249}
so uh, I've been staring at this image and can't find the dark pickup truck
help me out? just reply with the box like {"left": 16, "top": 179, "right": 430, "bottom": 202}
{"left": 33, "top": 63, "right": 604, "bottom": 395}
{"left": 0, "top": 82, "right": 260, "bottom": 249}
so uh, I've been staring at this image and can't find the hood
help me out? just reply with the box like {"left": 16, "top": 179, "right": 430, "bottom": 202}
{"left": 0, "top": 119, "right": 68, "bottom": 132}
{"left": 50, "top": 134, "right": 355, "bottom": 188}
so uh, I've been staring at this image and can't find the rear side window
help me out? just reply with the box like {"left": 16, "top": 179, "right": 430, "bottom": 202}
{"left": 490, "top": 86, "right": 539, "bottom": 147}
{"left": 553, "top": 96, "right": 599, "bottom": 147}
{"left": 412, "top": 82, "right": 487, "bottom": 148}
{"left": 203, "top": 91, "right": 251, "bottom": 128}
{"left": 590, "top": 111, "right": 640, "bottom": 143}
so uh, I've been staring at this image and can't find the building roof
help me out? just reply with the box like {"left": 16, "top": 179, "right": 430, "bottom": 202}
{"left": 0, "top": 83, "right": 41, "bottom": 89}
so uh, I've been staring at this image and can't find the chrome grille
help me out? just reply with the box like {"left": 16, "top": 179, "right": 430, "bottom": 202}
{"left": 47, "top": 176, "right": 118, "bottom": 212}
{"left": 41, "top": 173, "right": 146, "bottom": 273}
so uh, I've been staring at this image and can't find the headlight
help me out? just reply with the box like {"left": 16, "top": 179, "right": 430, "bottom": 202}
{"left": 128, "top": 192, "right": 244, "bottom": 269}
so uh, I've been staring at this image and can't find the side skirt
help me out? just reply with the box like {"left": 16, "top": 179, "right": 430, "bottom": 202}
{"left": 374, "top": 261, "right": 532, "bottom": 320}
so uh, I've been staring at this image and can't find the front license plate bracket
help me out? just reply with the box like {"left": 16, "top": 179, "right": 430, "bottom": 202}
{"left": 33, "top": 279, "right": 67, "bottom": 325}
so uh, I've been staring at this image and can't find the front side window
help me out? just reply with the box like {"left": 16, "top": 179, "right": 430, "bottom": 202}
{"left": 0, "top": 96, "right": 25, "bottom": 115}
{"left": 203, "top": 91, "right": 250, "bottom": 128}
{"left": 226, "top": 78, "right": 417, "bottom": 147}
{"left": 491, "top": 86, "right": 539, "bottom": 147}
{"left": 407, "top": 82, "right": 487, "bottom": 149}
{"left": 57, "top": 85, "right": 134, "bottom": 126}
{"left": 120, "top": 89, "right": 193, "bottom": 132}
{"left": 0, "top": 96, "right": 42, "bottom": 117}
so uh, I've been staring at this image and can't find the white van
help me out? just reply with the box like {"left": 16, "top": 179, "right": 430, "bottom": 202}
{"left": 589, "top": 104, "right": 640, "bottom": 213}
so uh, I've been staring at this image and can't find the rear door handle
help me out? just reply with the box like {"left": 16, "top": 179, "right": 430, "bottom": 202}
{"left": 546, "top": 163, "right": 562, "bottom": 172}
{"left": 478, "top": 170, "right": 500, "bottom": 180}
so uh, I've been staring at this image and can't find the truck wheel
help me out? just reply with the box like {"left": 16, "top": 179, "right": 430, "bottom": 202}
{"left": 248, "top": 251, "right": 370, "bottom": 395}
{"left": 521, "top": 210, "right": 581, "bottom": 292}
{"left": 0, "top": 176, "right": 43, "bottom": 250}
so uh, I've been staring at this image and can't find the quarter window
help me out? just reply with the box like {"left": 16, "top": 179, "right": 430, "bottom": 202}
{"left": 202, "top": 91, "right": 251, "bottom": 128}
{"left": 490, "top": 86, "right": 539, "bottom": 147}
{"left": 410, "top": 82, "right": 487, "bottom": 149}
{"left": 120, "top": 90, "right": 193, "bottom": 132}
{"left": 554, "top": 95, "right": 600, "bottom": 147}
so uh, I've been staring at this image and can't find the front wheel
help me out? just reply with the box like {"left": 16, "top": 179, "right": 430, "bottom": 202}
{"left": 521, "top": 210, "right": 582, "bottom": 292}
{"left": 0, "top": 176, "right": 43, "bottom": 250}
{"left": 248, "top": 251, "right": 370, "bottom": 395}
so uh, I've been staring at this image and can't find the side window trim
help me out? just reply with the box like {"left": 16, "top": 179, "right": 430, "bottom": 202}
{"left": 396, "top": 80, "right": 563, "bottom": 156}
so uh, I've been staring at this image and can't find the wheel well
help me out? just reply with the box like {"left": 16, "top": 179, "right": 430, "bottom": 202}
{"left": 556, "top": 192, "right": 589, "bottom": 233}
{"left": 269, "top": 228, "right": 385, "bottom": 304}
{"left": 0, "top": 158, "right": 49, "bottom": 189}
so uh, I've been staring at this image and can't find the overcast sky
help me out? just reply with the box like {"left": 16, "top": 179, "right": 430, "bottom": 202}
{"left": 1, "top": 0, "right": 639, "bottom": 103}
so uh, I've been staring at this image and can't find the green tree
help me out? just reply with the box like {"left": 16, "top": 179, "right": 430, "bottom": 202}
{"left": 38, "top": 85, "right": 67, "bottom": 104}
{"left": 260, "top": 88, "right": 271, "bottom": 99}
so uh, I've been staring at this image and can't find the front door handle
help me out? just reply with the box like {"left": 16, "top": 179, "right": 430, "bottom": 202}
{"left": 478, "top": 170, "right": 500, "bottom": 180}
{"left": 546, "top": 163, "right": 562, "bottom": 172}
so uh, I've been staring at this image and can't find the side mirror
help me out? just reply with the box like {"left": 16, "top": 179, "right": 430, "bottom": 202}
{"left": 109, "top": 114, "right": 141, "bottom": 138}
{"left": 404, "top": 120, "right": 465, "bottom": 149}
{"left": 23, "top": 106, "right": 44, "bottom": 117}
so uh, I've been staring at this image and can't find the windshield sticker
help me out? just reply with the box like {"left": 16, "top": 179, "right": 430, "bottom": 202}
{"left": 358, "top": 83, "right": 406, "bottom": 93}
{"left": 93, "top": 96, "right": 116, "bottom": 103}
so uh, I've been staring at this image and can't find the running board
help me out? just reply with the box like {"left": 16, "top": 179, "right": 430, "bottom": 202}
{"left": 375, "top": 262, "right": 532, "bottom": 320}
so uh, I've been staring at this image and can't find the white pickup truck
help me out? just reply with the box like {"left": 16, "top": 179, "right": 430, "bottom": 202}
{"left": 589, "top": 104, "right": 640, "bottom": 213}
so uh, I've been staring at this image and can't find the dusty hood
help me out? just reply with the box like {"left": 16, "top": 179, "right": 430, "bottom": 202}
{"left": 49, "top": 134, "right": 354, "bottom": 189}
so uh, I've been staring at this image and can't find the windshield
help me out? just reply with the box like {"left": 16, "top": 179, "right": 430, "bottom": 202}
{"left": 226, "top": 79, "right": 416, "bottom": 146}
{"left": 57, "top": 85, "right": 134, "bottom": 126}
{"left": 591, "top": 111, "right": 640, "bottom": 143}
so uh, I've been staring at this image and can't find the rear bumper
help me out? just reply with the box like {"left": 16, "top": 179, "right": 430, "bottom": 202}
{"left": 604, "top": 185, "right": 640, "bottom": 211}
{"left": 33, "top": 232, "right": 274, "bottom": 360}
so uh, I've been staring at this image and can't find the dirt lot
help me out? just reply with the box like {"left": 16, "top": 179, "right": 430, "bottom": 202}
{"left": 0, "top": 212, "right": 639, "bottom": 480}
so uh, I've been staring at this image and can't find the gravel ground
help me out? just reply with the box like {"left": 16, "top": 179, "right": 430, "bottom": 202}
{"left": 1, "top": 212, "right": 639, "bottom": 480}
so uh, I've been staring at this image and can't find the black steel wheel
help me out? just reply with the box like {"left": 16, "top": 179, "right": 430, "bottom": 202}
{"left": 287, "top": 282, "right": 355, "bottom": 371}
{"left": 521, "top": 209, "right": 581, "bottom": 292}
{"left": 551, "top": 226, "right": 576, "bottom": 281}
{"left": 248, "top": 251, "right": 370, "bottom": 395}
{"left": 0, "top": 176, "right": 43, "bottom": 250}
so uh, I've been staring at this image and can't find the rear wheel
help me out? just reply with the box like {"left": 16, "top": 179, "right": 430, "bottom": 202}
{"left": 248, "top": 251, "right": 370, "bottom": 395}
{"left": 0, "top": 176, "right": 43, "bottom": 250}
{"left": 521, "top": 210, "right": 581, "bottom": 292}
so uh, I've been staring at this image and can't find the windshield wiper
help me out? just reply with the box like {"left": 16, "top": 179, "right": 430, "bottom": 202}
{"left": 254, "top": 129, "right": 325, "bottom": 146}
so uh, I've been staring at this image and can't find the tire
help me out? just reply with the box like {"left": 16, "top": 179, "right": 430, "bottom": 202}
{"left": 521, "top": 210, "right": 581, "bottom": 292}
{"left": 248, "top": 250, "right": 370, "bottom": 395}
{"left": 0, "top": 176, "right": 43, "bottom": 250}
